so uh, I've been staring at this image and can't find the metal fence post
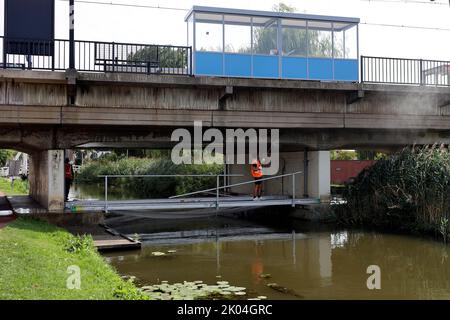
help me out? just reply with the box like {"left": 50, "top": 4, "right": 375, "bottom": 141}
{"left": 360, "top": 56, "right": 364, "bottom": 83}
{"left": 419, "top": 59, "right": 423, "bottom": 85}
{"left": 104, "top": 176, "right": 108, "bottom": 213}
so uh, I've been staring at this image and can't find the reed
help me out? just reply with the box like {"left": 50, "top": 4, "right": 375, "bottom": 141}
{"left": 337, "top": 145, "right": 450, "bottom": 239}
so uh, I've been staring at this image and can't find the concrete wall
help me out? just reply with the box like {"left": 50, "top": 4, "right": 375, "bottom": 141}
{"left": 228, "top": 151, "right": 331, "bottom": 201}
{"left": 29, "top": 150, "right": 65, "bottom": 212}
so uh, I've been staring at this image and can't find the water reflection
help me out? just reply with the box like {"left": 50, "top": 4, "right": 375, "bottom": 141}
{"left": 104, "top": 220, "right": 450, "bottom": 299}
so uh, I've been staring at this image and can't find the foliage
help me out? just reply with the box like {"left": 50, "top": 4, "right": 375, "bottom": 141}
{"left": 252, "top": 3, "right": 338, "bottom": 57}
{"left": 330, "top": 150, "right": 357, "bottom": 160}
{"left": 113, "top": 281, "right": 149, "bottom": 300}
{"left": 127, "top": 46, "right": 189, "bottom": 68}
{"left": 0, "top": 217, "right": 148, "bottom": 299}
{"left": 0, "top": 149, "right": 16, "bottom": 167}
{"left": 76, "top": 157, "right": 224, "bottom": 198}
{"left": 356, "top": 150, "right": 387, "bottom": 161}
{"left": 62, "top": 234, "right": 94, "bottom": 254}
{"left": 331, "top": 150, "right": 387, "bottom": 161}
{"left": 336, "top": 145, "right": 450, "bottom": 239}
{"left": 0, "top": 177, "right": 29, "bottom": 195}
{"left": 75, "top": 157, "right": 154, "bottom": 183}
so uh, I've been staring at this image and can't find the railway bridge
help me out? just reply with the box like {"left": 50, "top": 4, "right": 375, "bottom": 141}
{"left": 0, "top": 6, "right": 449, "bottom": 211}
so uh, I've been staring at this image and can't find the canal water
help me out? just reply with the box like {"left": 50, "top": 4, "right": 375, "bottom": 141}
{"left": 102, "top": 214, "right": 450, "bottom": 300}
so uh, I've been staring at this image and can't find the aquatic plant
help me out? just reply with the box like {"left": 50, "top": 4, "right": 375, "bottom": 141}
{"left": 140, "top": 280, "right": 250, "bottom": 300}
{"left": 337, "top": 145, "right": 450, "bottom": 239}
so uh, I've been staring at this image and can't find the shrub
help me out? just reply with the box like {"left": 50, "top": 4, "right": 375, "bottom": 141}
{"left": 337, "top": 145, "right": 450, "bottom": 236}
{"left": 62, "top": 234, "right": 94, "bottom": 254}
{"left": 75, "top": 157, "right": 224, "bottom": 198}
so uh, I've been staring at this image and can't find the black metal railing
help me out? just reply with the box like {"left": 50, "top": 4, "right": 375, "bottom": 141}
{"left": 0, "top": 37, "right": 192, "bottom": 75}
{"left": 361, "top": 56, "right": 450, "bottom": 86}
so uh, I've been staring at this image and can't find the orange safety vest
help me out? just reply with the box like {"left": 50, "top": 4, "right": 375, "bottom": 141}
{"left": 65, "top": 163, "right": 73, "bottom": 179}
{"left": 251, "top": 160, "right": 263, "bottom": 178}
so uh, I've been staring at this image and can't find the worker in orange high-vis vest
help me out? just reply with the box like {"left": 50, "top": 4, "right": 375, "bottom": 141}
{"left": 64, "top": 158, "right": 74, "bottom": 201}
{"left": 251, "top": 159, "right": 263, "bottom": 200}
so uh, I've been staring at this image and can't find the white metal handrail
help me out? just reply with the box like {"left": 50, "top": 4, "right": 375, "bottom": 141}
{"left": 171, "top": 171, "right": 303, "bottom": 209}
{"left": 99, "top": 173, "right": 243, "bottom": 213}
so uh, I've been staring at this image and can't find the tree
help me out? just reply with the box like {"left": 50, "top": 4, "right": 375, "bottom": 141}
{"left": 252, "top": 2, "right": 338, "bottom": 57}
{"left": 0, "top": 149, "right": 16, "bottom": 167}
{"left": 356, "top": 150, "right": 387, "bottom": 161}
{"left": 331, "top": 150, "right": 357, "bottom": 160}
{"left": 127, "top": 46, "right": 189, "bottom": 69}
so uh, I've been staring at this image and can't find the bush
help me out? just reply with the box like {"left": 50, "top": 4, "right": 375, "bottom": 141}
{"left": 75, "top": 157, "right": 224, "bottom": 198}
{"left": 337, "top": 145, "right": 450, "bottom": 237}
{"left": 62, "top": 234, "right": 94, "bottom": 254}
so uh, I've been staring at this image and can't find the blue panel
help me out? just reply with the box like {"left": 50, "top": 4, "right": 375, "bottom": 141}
{"left": 224, "top": 54, "right": 252, "bottom": 77}
{"left": 308, "top": 57, "right": 333, "bottom": 81}
{"left": 334, "top": 59, "right": 358, "bottom": 81}
{"left": 253, "top": 55, "right": 279, "bottom": 78}
{"left": 282, "top": 56, "right": 307, "bottom": 79}
{"left": 195, "top": 51, "right": 223, "bottom": 76}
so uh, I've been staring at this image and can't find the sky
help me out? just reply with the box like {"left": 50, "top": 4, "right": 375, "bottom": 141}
{"left": 0, "top": 0, "right": 449, "bottom": 60}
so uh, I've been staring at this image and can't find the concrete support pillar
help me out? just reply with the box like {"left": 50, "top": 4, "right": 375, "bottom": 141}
{"left": 227, "top": 150, "right": 330, "bottom": 201}
{"left": 29, "top": 150, "right": 65, "bottom": 212}
{"left": 308, "top": 151, "right": 331, "bottom": 202}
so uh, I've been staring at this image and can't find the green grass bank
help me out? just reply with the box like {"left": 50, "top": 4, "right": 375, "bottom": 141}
{"left": 0, "top": 217, "right": 148, "bottom": 300}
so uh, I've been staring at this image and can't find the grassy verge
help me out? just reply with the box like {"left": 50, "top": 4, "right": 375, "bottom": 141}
{"left": 0, "top": 177, "right": 29, "bottom": 196}
{"left": 0, "top": 217, "right": 148, "bottom": 300}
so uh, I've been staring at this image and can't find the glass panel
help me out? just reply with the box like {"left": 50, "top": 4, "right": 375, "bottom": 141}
{"left": 344, "top": 24, "right": 358, "bottom": 59}
{"left": 224, "top": 15, "right": 251, "bottom": 53}
{"left": 333, "top": 23, "right": 345, "bottom": 58}
{"left": 252, "top": 17, "right": 278, "bottom": 55}
{"left": 196, "top": 20, "right": 223, "bottom": 52}
{"left": 282, "top": 19, "right": 307, "bottom": 57}
{"left": 308, "top": 21, "right": 333, "bottom": 58}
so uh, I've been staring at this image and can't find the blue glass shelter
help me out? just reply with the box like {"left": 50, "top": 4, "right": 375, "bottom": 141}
{"left": 186, "top": 6, "right": 360, "bottom": 81}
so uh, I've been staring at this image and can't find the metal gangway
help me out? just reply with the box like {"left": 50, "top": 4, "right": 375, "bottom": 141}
{"left": 66, "top": 171, "right": 319, "bottom": 213}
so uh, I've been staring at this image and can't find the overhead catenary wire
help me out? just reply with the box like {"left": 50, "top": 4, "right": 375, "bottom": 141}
{"left": 362, "top": 0, "right": 449, "bottom": 6}
{"left": 57, "top": 0, "right": 190, "bottom": 11}
{"left": 56, "top": 0, "right": 450, "bottom": 32}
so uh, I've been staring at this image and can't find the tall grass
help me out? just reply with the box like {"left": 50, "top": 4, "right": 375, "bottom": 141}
{"left": 337, "top": 145, "right": 450, "bottom": 238}
{"left": 75, "top": 157, "right": 224, "bottom": 198}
